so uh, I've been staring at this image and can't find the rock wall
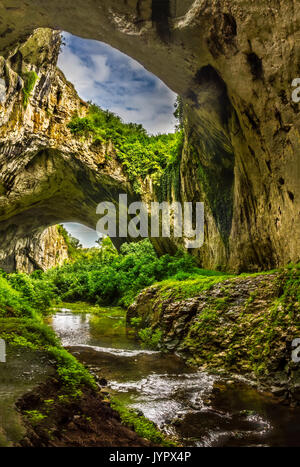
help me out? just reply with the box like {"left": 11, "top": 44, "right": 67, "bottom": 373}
{"left": 127, "top": 267, "right": 300, "bottom": 405}
{"left": 0, "top": 225, "right": 69, "bottom": 273}
{"left": 0, "top": 28, "right": 135, "bottom": 272}
{"left": 0, "top": 1, "right": 298, "bottom": 272}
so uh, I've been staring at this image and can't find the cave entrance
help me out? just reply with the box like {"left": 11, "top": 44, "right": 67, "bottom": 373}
{"left": 0, "top": 24, "right": 236, "bottom": 274}
{"left": 58, "top": 32, "right": 178, "bottom": 136}
{"left": 62, "top": 223, "right": 100, "bottom": 249}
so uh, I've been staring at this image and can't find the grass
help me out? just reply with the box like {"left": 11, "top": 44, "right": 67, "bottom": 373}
{"left": 55, "top": 301, "right": 125, "bottom": 317}
{"left": 180, "top": 264, "right": 300, "bottom": 376}
{"left": 110, "top": 398, "right": 176, "bottom": 446}
{"left": 22, "top": 71, "right": 38, "bottom": 109}
{"left": 0, "top": 318, "right": 58, "bottom": 349}
{"left": 153, "top": 273, "right": 231, "bottom": 301}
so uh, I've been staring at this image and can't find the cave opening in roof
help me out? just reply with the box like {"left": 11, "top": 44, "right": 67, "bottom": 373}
{"left": 58, "top": 32, "right": 177, "bottom": 135}
{"left": 58, "top": 32, "right": 178, "bottom": 247}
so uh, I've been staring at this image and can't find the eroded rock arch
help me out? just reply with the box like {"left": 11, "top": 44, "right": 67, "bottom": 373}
{"left": 0, "top": 0, "right": 299, "bottom": 272}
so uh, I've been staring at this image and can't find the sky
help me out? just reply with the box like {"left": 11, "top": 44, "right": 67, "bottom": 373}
{"left": 58, "top": 32, "right": 177, "bottom": 247}
{"left": 63, "top": 223, "right": 99, "bottom": 249}
{"left": 58, "top": 32, "right": 177, "bottom": 135}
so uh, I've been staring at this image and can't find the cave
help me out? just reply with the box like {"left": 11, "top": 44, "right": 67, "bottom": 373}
{"left": 0, "top": 0, "right": 298, "bottom": 273}
{"left": 0, "top": 1, "right": 299, "bottom": 449}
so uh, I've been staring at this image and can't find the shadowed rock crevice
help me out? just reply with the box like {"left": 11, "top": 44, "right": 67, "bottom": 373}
{"left": 151, "top": 0, "right": 170, "bottom": 42}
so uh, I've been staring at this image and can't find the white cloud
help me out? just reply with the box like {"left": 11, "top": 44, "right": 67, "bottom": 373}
{"left": 90, "top": 54, "right": 110, "bottom": 82}
{"left": 58, "top": 48, "right": 95, "bottom": 99}
{"left": 63, "top": 223, "right": 100, "bottom": 248}
{"left": 58, "top": 32, "right": 177, "bottom": 134}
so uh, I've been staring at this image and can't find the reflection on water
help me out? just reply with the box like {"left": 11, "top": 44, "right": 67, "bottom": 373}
{"left": 52, "top": 305, "right": 300, "bottom": 447}
{"left": 52, "top": 306, "right": 140, "bottom": 350}
{"left": 0, "top": 348, "right": 54, "bottom": 447}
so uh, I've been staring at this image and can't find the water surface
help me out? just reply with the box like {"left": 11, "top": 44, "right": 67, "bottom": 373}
{"left": 52, "top": 303, "right": 300, "bottom": 447}
{"left": 0, "top": 348, "right": 54, "bottom": 446}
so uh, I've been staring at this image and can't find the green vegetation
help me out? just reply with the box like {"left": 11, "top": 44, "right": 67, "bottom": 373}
{"left": 0, "top": 317, "right": 57, "bottom": 350}
{"left": 22, "top": 71, "right": 38, "bottom": 109}
{"left": 24, "top": 410, "right": 47, "bottom": 426}
{"left": 57, "top": 224, "right": 82, "bottom": 258}
{"left": 0, "top": 275, "right": 35, "bottom": 318}
{"left": 67, "top": 103, "right": 184, "bottom": 192}
{"left": 47, "top": 346, "right": 96, "bottom": 393}
{"left": 130, "top": 317, "right": 142, "bottom": 328}
{"left": 180, "top": 263, "right": 300, "bottom": 377}
{"left": 54, "top": 301, "right": 125, "bottom": 317}
{"left": 138, "top": 327, "right": 163, "bottom": 350}
{"left": 6, "top": 271, "right": 55, "bottom": 314}
{"left": 152, "top": 271, "right": 230, "bottom": 301}
{"left": 43, "top": 238, "right": 220, "bottom": 308}
{"left": 110, "top": 398, "right": 176, "bottom": 446}
{"left": 0, "top": 271, "right": 96, "bottom": 396}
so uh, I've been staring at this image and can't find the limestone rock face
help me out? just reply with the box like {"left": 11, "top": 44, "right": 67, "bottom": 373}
{"left": 0, "top": 1, "right": 299, "bottom": 272}
{"left": 0, "top": 29, "right": 135, "bottom": 272}
{"left": 0, "top": 225, "right": 69, "bottom": 273}
{"left": 127, "top": 268, "right": 300, "bottom": 405}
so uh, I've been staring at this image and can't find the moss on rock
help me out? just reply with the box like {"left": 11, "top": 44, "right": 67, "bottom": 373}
{"left": 128, "top": 265, "right": 300, "bottom": 403}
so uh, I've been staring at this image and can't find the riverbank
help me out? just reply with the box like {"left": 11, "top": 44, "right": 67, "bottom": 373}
{"left": 127, "top": 265, "right": 300, "bottom": 406}
{"left": 0, "top": 277, "right": 167, "bottom": 447}
{"left": 1, "top": 335, "right": 168, "bottom": 447}
{"left": 16, "top": 378, "right": 154, "bottom": 447}
{"left": 0, "top": 263, "right": 299, "bottom": 446}
{"left": 46, "top": 304, "right": 300, "bottom": 446}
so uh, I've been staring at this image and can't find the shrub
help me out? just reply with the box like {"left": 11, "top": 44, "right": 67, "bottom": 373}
{"left": 22, "top": 71, "right": 38, "bottom": 109}
{"left": 0, "top": 275, "right": 34, "bottom": 318}
{"left": 138, "top": 327, "right": 163, "bottom": 350}
{"left": 42, "top": 239, "right": 224, "bottom": 307}
{"left": 67, "top": 103, "right": 183, "bottom": 188}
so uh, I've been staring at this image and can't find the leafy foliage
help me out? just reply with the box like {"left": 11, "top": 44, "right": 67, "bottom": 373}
{"left": 0, "top": 274, "right": 34, "bottom": 318}
{"left": 138, "top": 327, "right": 163, "bottom": 350}
{"left": 22, "top": 71, "right": 38, "bottom": 109}
{"left": 7, "top": 272, "right": 55, "bottom": 314}
{"left": 57, "top": 224, "right": 82, "bottom": 258}
{"left": 110, "top": 398, "right": 175, "bottom": 446}
{"left": 67, "top": 103, "right": 183, "bottom": 191}
{"left": 43, "top": 239, "right": 214, "bottom": 307}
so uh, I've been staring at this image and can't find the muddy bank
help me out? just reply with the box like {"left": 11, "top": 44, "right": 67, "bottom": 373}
{"left": 16, "top": 378, "right": 153, "bottom": 447}
{"left": 0, "top": 347, "right": 55, "bottom": 447}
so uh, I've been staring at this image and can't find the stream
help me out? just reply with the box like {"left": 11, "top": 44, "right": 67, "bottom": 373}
{"left": 0, "top": 348, "right": 54, "bottom": 446}
{"left": 51, "top": 303, "right": 300, "bottom": 447}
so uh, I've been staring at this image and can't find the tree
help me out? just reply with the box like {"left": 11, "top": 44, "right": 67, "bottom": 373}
{"left": 174, "top": 96, "right": 184, "bottom": 131}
